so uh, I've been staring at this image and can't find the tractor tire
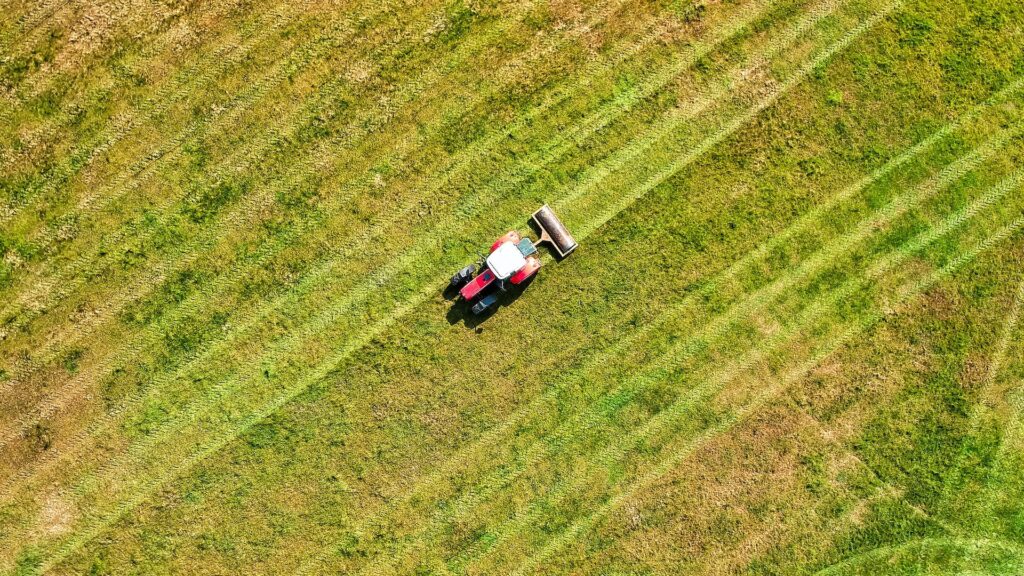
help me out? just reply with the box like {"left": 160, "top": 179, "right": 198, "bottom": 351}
{"left": 450, "top": 264, "right": 475, "bottom": 289}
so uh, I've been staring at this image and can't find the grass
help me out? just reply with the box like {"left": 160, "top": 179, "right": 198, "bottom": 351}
{"left": 1, "top": 0, "right": 1023, "bottom": 574}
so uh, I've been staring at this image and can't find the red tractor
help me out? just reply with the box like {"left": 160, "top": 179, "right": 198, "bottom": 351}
{"left": 449, "top": 205, "right": 577, "bottom": 315}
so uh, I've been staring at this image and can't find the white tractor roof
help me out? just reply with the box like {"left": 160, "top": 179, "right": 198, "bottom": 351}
{"left": 487, "top": 241, "right": 527, "bottom": 280}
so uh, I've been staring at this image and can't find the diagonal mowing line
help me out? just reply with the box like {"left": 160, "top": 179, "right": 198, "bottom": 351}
{"left": 0, "top": 0, "right": 428, "bottom": 313}
{"left": 936, "top": 262, "right": 1024, "bottom": 522}
{"left": 546, "top": 0, "right": 847, "bottom": 211}
{"left": 0, "top": 0, "right": 532, "bottom": 392}
{"left": 297, "top": 76, "right": 1024, "bottom": 574}
{"left": 811, "top": 536, "right": 1024, "bottom": 575}
{"left": 0, "top": 0, "right": 641, "bottom": 403}
{"left": 0, "top": 0, "right": 743, "bottom": 388}
{"left": 0, "top": 0, "right": 650, "bottom": 481}
{"left": 558, "top": 0, "right": 899, "bottom": 232}
{"left": 17, "top": 1, "right": 895, "bottom": 568}
{"left": 0, "top": 0, "right": 767, "bottom": 489}
{"left": 0, "top": 1, "right": 313, "bottom": 226}
{"left": 446, "top": 158, "right": 1024, "bottom": 573}
{"left": 337, "top": 109, "right": 1024, "bottom": 576}
{"left": 0, "top": 0, "right": 61, "bottom": 67}
{"left": 511, "top": 214, "right": 1024, "bottom": 576}
{"left": 2, "top": 0, "right": 284, "bottom": 141}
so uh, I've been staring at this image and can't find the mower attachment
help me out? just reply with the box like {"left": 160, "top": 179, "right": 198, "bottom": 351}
{"left": 532, "top": 204, "right": 577, "bottom": 258}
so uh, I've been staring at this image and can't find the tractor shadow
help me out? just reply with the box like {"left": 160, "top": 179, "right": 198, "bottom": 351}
{"left": 445, "top": 275, "right": 536, "bottom": 330}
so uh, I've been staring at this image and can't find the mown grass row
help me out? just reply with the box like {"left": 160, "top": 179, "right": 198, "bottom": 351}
{"left": 0, "top": 0, "right": 310, "bottom": 225}
{"left": 814, "top": 536, "right": 1024, "bottom": 575}
{"left": 9, "top": 0, "right": 921, "bottom": 565}
{"left": 0, "top": 1, "right": 62, "bottom": 70}
{"left": 798, "top": 246, "right": 1024, "bottom": 576}
{"left": 327, "top": 105, "right": 1022, "bottom": 575}
{"left": 0, "top": 0, "right": 512, "bottom": 398}
{"left": 0, "top": 0, "right": 868, "bottom": 565}
{"left": 930, "top": 273, "right": 1024, "bottom": 547}
{"left": 0, "top": 0, "right": 659, "bottom": 487}
{"left": 4, "top": 0, "right": 651, "bottom": 389}
{"left": 8, "top": 0, "right": 1024, "bottom": 569}
{"left": 292, "top": 77, "right": 1023, "bottom": 574}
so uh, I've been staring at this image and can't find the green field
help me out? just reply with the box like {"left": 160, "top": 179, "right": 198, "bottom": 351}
{"left": 1, "top": 0, "right": 1023, "bottom": 573}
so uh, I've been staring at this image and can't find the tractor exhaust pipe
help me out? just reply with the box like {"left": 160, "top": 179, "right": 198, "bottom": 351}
{"left": 532, "top": 204, "right": 577, "bottom": 258}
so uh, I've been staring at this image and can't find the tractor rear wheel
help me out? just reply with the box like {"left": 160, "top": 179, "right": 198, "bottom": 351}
{"left": 471, "top": 293, "right": 499, "bottom": 315}
{"left": 450, "top": 264, "right": 475, "bottom": 289}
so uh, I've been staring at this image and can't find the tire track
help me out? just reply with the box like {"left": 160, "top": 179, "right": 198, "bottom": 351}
{"left": 0, "top": 0, "right": 61, "bottom": 67}
{"left": 974, "top": 279, "right": 1024, "bottom": 533}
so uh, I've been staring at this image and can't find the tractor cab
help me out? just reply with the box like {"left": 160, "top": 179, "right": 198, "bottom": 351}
{"left": 487, "top": 239, "right": 532, "bottom": 279}
{"left": 449, "top": 205, "right": 576, "bottom": 315}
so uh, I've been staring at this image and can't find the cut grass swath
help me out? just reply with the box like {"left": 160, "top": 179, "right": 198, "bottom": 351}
{"left": 557, "top": 0, "right": 900, "bottom": 233}
{"left": 0, "top": 0, "right": 646, "bottom": 471}
{"left": 3, "top": 0, "right": 901, "bottom": 567}
{"left": 0, "top": 0, "right": 758, "bottom": 484}
{"left": 0, "top": 0, "right": 528, "bottom": 391}
{"left": 343, "top": 121, "right": 1024, "bottom": 576}
{"left": 439, "top": 132, "right": 1023, "bottom": 574}
{"left": 507, "top": 209, "right": 1024, "bottom": 576}
{"left": 293, "top": 75, "right": 1023, "bottom": 574}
